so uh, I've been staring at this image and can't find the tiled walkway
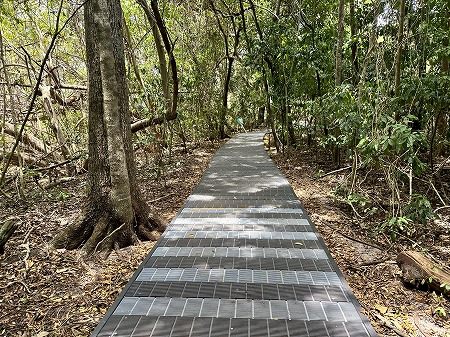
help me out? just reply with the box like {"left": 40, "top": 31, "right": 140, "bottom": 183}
{"left": 91, "top": 132, "right": 377, "bottom": 337}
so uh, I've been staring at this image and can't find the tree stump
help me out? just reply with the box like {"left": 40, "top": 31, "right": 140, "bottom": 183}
{"left": 397, "top": 251, "right": 450, "bottom": 295}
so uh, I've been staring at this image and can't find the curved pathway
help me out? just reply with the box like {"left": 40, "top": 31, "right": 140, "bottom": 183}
{"left": 91, "top": 132, "right": 377, "bottom": 337}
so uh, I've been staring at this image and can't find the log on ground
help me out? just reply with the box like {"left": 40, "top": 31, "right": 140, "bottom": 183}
{"left": 397, "top": 250, "right": 450, "bottom": 295}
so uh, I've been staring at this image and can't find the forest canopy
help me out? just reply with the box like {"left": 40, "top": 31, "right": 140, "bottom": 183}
{"left": 0, "top": 0, "right": 448, "bottom": 248}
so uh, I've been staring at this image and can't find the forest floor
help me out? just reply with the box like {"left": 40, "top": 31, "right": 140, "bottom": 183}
{"left": 272, "top": 147, "right": 450, "bottom": 337}
{"left": 1, "top": 138, "right": 449, "bottom": 337}
{"left": 0, "top": 141, "right": 221, "bottom": 337}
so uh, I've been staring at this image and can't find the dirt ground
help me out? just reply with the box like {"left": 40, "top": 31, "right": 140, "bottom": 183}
{"left": 1, "top": 139, "right": 449, "bottom": 337}
{"left": 272, "top": 147, "right": 450, "bottom": 337}
{"left": 0, "top": 142, "right": 220, "bottom": 337}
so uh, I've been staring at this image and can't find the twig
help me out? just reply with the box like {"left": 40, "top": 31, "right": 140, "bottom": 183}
{"left": 321, "top": 221, "right": 384, "bottom": 250}
{"left": 429, "top": 180, "right": 447, "bottom": 206}
{"left": 93, "top": 223, "right": 127, "bottom": 254}
{"left": 434, "top": 205, "right": 450, "bottom": 213}
{"left": 0, "top": 280, "right": 31, "bottom": 293}
{"left": 148, "top": 192, "right": 175, "bottom": 203}
{"left": 374, "top": 313, "right": 411, "bottom": 337}
{"left": 318, "top": 165, "right": 352, "bottom": 178}
{"left": 34, "top": 155, "right": 81, "bottom": 172}
{"left": 351, "top": 257, "right": 394, "bottom": 269}
{"left": 348, "top": 201, "right": 368, "bottom": 219}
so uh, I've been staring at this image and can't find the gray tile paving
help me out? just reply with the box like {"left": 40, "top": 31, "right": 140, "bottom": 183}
{"left": 91, "top": 132, "right": 377, "bottom": 337}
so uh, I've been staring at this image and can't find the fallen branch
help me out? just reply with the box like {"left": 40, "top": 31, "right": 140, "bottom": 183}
{"left": 0, "top": 81, "right": 86, "bottom": 90}
{"left": 319, "top": 165, "right": 352, "bottom": 178}
{"left": 322, "top": 221, "right": 384, "bottom": 250}
{"left": 148, "top": 192, "right": 175, "bottom": 203}
{"left": 2, "top": 122, "right": 48, "bottom": 153}
{"left": 351, "top": 257, "right": 394, "bottom": 269}
{"left": 397, "top": 250, "right": 450, "bottom": 295}
{"left": 34, "top": 155, "right": 81, "bottom": 172}
{"left": 434, "top": 205, "right": 450, "bottom": 214}
{"left": 130, "top": 113, "right": 177, "bottom": 133}
{"left": 374, "top": 313, "right": 410, "bottom": 337}
{"left": 39, "top": 176, "right": 76, "bottom": 189}
{"left": 0, "top": 280, "right": 30, "bottom": 293}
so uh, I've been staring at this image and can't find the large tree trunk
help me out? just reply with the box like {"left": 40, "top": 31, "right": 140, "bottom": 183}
{"left": 52, "top": 0, "right": 161, "bottom": 254}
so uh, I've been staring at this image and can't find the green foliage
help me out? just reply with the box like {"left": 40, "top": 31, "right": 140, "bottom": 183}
{"left": 379, "top": 216, "right": 412, "bottom": 241}
{"left": 434, "top": 306, "right": 447, "bottom": 318}
{"left": 404, "top": 194, "right": 434, "bottom": 224}
{"left": 441, "top": 283, "right": 450, "bottom": 294}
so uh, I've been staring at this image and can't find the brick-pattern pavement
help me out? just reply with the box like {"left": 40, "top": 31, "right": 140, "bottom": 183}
{"left": 90, "top": 132, "right": 378, "bottom": 337}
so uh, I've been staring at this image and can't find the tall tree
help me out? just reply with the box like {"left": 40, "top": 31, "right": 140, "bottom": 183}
{"left": 53, "top": 0, "right": 161, "bottom": 254}
{"left": 130, "top": 0, "right": 179, "bottom": 133}
{"left": 210, "top": 0, "right": 242, "bottom": 139}
{"left": 394, "top": 0, "right": 406, "bottom": 96}
{"left": 335, "top": 0, "right": 345, "bottom": 86}
{"left": 350, "top": 0, "right": 359, "bottom": 84}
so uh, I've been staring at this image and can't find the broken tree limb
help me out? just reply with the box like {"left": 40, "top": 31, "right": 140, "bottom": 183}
{"left": 0, "top": 82, "right": 87, "bottom": 91}
{"left": 0, "top": 151, "right": 48, "bottom": 168}
{"left": 397, "top": 251, "right": 450, "bottom": 294}
{"left": 131, "top": 113, "right": 177, "bottom": 133}
{"left": 319, "top": 165, "right": 352, "bottom": 178}
{"left": 33, "top": 155, "right": 81, "bottom": 172}
{"left": 0, "top": 220, "right": 18, "bottom": 254}
{"left": 2, "top": 122, "right": 48, "bottom": 153}
{"left": 37, "top": 176, "right": 76, "bottom": 189}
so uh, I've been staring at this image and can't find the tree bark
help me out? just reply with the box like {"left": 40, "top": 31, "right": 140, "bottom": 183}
{"left": 394, "top": 0, "right": 405, "bottom": 97}
{"left": 442, "top": 10, "right": 449, "bottom": 73}
{"left": 150, "top": 0, "right": 178, "bottom": 119}
{"left": 397, "top": 251, "right": 450, "bottom": 295}
{"left": 350, "top": 0, "right": 359, "bottom": 85}
{"left": 136, "top": 0, "right": 170, "bottom": 113}
{"left": 210, "top": 1, "right": 241, "bottom": 139}
{"left": 52, "top": 0, "right": 162, "bottom": 254}
{"left": 335, "top": 0, "right": 345, "bottom": 86}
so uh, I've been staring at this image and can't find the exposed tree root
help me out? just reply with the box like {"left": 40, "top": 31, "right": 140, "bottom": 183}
{"left": 52, "top": 199, "right": 163, "bottom": 255}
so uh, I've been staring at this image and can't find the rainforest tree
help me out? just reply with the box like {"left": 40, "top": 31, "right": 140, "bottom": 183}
{"left": 52, "top": 0, "right": 161, "bottom": 254}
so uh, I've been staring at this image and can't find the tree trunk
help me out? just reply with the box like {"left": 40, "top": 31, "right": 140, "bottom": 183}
{"left": 41, "top": 85, "right": 71, "bottom": 160}
{"left": 441, "top": 10, "right": 449, "bottom": 73}
{"left": 394, "top": 0, "right": 405, "bottom": 97}
{"left": 333, "top": 0, "right": 345, "bottom": 166}
{"left": 136, "top": 0, "right": 171, "bottom": 114}
{"left": 52, "top": 0, "right": 162, "bottom": 255}
{"left": 211, "top": 1, "right": 231, "bottom": 139}
{"left": 335, "top": 0, "right": 345, "bottom": 86}
{"left": 122, "top": 14, "right": 154, "bottom": 114}
{"left": 150, "top": 0, "right": 178, "bottom": 119}
{"left": 350, "top": 0, "right": 359, "bottom": 85}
